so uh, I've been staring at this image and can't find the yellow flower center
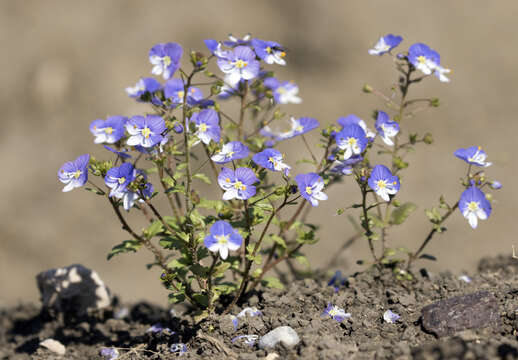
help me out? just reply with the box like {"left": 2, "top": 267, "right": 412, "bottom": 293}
{"left": 417, "top": 55, "right": 427, "bottom": 64}
{"left": 328, "top": 308, "right": 339, "bottom": 316}
{"left": 199, "top": 123, "right": 208, "bottom": 132}
{"left": 163, "top": 56, "right": 172, "bottom": 67}
{"left": 177, "top": 91, "right": 184, "bottom": 99}
{"left": 227, "top": 151, "right": 235, "bottom": 158}
{"left": 104, "top": 127, "right": 114, "bottom": 135}
{"left": 347, "top": 138, "right": 357, "bottom": 146}
{"left": 73, "top": 170, "right": 82, "bottom": 179}
{"left": 234, "top": 59, "right": 248, "bottom": 68}
{"left": 142, "top": 127, "right": 151, "bottom": 139}
{"left": 280, "top": 51, "right": 286, "bottom": 58}
{"left": 215, "top": 234, "right": 229, "bottom": 245}
{"left": 295, "top": 125, "right": 303, "bottom": 132}
{"left": 377, "top": 180, "right": 387, "bottom": 189}
{"left": 118, "top": 177, "right": 126, "bottom": 184}
{"left": 306, "top": 186, "right": 313, "bottom": 195}
{"left": 266, "top": 46, "right": 272, "bottom": 54}
{"left": 225, "top": 177, "right": 231, "bottom": 183}
{"left": 467, "top": 201, "right": 479, "bottom": 211}
{"left": 277, "top": 87, "right": 286, "bottom": 94}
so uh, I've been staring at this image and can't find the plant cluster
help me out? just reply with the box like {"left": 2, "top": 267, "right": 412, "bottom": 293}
{"left": 58, "top": 33, "right": 500, "bottom": 316}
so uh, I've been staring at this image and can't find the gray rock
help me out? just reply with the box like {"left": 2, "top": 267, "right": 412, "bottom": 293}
{"left": 421, "top": 290, "right": 499, "bottom": 337}
{"left": 37, "top": 264, "right": 111, "bottom": 316}
{"left": 258, "top": 326, "right": 300, "bottom": 349}
{"left": 39, "top": 338, "right": 66, "bottom": 355}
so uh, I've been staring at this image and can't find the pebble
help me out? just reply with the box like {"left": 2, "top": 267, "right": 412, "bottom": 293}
{"left": 258, "top": 326, "right": 300, "bottom": 349}
{"left": 39, "top": 338, "right": 66, "bottom": 355}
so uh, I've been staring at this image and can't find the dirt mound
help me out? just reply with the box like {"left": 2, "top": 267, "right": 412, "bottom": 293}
{"left": 2, "top": 256, "right": 518, "bottom": 359}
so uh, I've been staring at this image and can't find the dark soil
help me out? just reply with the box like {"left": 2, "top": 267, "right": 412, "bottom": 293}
{"left": 3, "top": 255, "right": 518, "bottom": 359}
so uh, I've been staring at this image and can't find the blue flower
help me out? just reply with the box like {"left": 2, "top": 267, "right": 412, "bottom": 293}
{"left": 490, "top": 181, "right": 502, "bottom": 190}
{"left": 217, "top": 46, "right": 260, "bottom": 84}
{"left": 204, "top": 39, "right": 230, "bottom": 58}
{"left": 149, "top": 42, "right": 182, "bottom": 79}
{"left": 237, "top": 307, "right": 262, "bottom": 318}
{"left": 231, "top": 335, "right": 259, "bottom": 346}
{"left": 211, "top": 141, "right": 249, "bottom": 164}
{"left": 337, "top": 114, "right": 376, "bottom": 140}
{"left": 331, "top": 155, "right": 363, "bottom": 176}
{"left": 368, "top": 34, "right": 403, "bottom": 56}
{"left": 264, "top": 77, "right": 302, "bottom": 104}
{"left": 218, "top": 167, "right": 258, "bottom": 200}
{"left": 328, "top": 270, "right": 347, "bottom": 293}
{"left": 190, "top": 109, "right": 221, "bottom": 145}
{"left": 170, "top": 343, "right": 187, "bottom": 356}
{"left": 100, "top": 347, "right": 119, "bottom": 360}
{"left": 104, "top": 162, "right": 135, "bottom": 199}
{"left": 125, "top": 77, "right": 161, "bottom": 99}
{"left": 251, "top": 38, "right": 287, "bottom": 65}
{"left": 252, "top": 148, "right": 291, "bottom": 175}
{"left": 335, "top": 124, "right": 368, "bottom": 160}
{"left": 90, "top": 116, "right": 127, "bottom": 144}
{"left": 126, "top": 115, "right": 166, "bottom": 148}
{"left": 204, "top": 220, "right": 243, "bottom": 260}
{"left": 383, "top": 310, "right": 401, "bottom": 323}
{"left": 368, "top": 165, "right": 400, "bottom": 202}
{"left": 121, "top": 181, "right": 154, "bottom": 211}
{"left": 459, "top": 185, "right": 491, "bottom": 229}
{"left": 173, "top": 123, "right": 184, "bottom": 134}
{"left": 58, "top": 154, "right": 90, "bottom": 192}
{"left": 296, "top": 173, "right": 328, "bottom": 207}
{"left": 223, "top": 33, "right": 252, "bottom": 47}
{"left": 146, "top": 323, "right": 173, "bottom": 334}
{"left": 408, "top": 43, "right": 440, "bottom": 76}
{"left": 375, "top": 111, "right": 399, "bottom": 146}
{"left": 454, "top": 146, "right": 492, "bottom": 167}
{"left": 103, "top": 145, "right": 131, "bottom": 159}
{"left": 322, "top": 304, "right": 351, "bottom": 322}
{"left": 261, "top": 117, "right": 318, "bottom": 142}
{"left": 164, "top": 78, "right": 214, "bottom": 107}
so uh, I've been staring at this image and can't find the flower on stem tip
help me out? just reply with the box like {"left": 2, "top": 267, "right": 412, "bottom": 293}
{"left": 252, "top": 148, "right": 291, "bottom": 175}
{"left": 211, "top": 141, "right": 249, "bottom": 164}
{"left": 104, "top": 162, "right": 134, "bottom": 198}
{"left": 164, "top": 78, "right": 213, "bottom": 107}
{"left": 190, "top": 109, "right": 221, "bottom": 145}
{"left": 126, "top": 115, "right": 166, "bottom": 148}
{"left": 454, "top": 146, "right": 492, "bottom": 167}
{"left": 335, "top": 124, "right": 368, "bottom": 160}
{"left": 337, "top": 114, "right": 376, "bottom": 140}
{"left": 217, "top": 46, "right": 260, "bottom": 84}
{"left": 90, "top": 116, "right": 127, "bottom": 144}
{"left": 149, "top": 42, "right": 182, "bottom": 79}
{"left": 322, "top": 304, "right": 351, "bottom": 322}
{"left": 375, "top": 111, "right": 399, "bottom": 146}
{"left": 408, "top": 43, "right": 451, "bottom": 82}
{"left": 368, "top": 34, "right": 403, "bottom": 56}
{"left": 251, "top": 38, "right": 287, "bottom": 65}
{"left": 296, "top": 172, "right": 328, "bottom": 207}
{"left": 218, "top": 167, "right": 258, "bottom": 200}
{"left": 459, "top": 185, "right": 491, "bottom": 229}
{"left": 263, "top": 77, "right": 302, "bottom": 104}
{"left": 125, "top": 77, "right": 161, "bottom": 99}
{"left": 58, "top": 154, "right": 90, "bottom": 192}
{"left": 204, "top": 220, "right": 243, "bottom": 260}
{"left": 368, "top": 165, "right": 400, "bottom": 202}
{"left": 330, "top": 155, "right": 363, "bottom": 176}
{"left": 261, "top": 117, "right": 319, "bottom": 142}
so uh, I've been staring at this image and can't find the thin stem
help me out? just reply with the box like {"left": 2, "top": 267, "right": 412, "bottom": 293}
{"left": 361, "top": 183, "right": 379, "bottom": 263}
{"left": 301, "top": 134, "right": 318, "bottom": 164}
{"left": 157, "top": 164, "right": 181, "bottom": 220}
{"left": 206, "top": 255, "right": 218, "bottom": 313}
{"left": 238, "top": 81, "right": 249, "bottom": 140}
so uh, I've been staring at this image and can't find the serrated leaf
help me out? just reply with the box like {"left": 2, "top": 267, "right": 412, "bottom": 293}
{"left": 389, "top": 202, "right": 417, "bottom": 225}
{"left": 269, "top": 234, "right": 287, "bottom": 249}
{"left": 107, "top": 240, "right": 142, "bottom": 260}
{"left": 193, "top": 173, "right": 212, "bottom": 184}
{"left": 261, "top": 276, "right": 284, "bottom": 289}
{"left": 145, "top": 220, "right": 164, "bottom": 238}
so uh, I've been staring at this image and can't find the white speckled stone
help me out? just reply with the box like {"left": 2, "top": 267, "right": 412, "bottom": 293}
{"left": 258, "top": 326, "right": 300, "bottom": 349}
{"left": 39, "top": 338, "right": 66, "bottom": 355}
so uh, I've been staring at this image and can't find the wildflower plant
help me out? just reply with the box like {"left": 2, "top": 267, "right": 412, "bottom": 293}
{"left": 59, "top": 32, "right": 501, "bottom": 317}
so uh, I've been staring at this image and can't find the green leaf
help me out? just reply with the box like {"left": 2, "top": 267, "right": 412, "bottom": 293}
{"left": 144, "top": 220, "right": 164, "bottom": 238}
{"left": 268, "top": 234, "right": 287, "bottom": 249}
{"left": 190, "top": 264, "right": 209, "bottom": 277}
{"left": 389, "top": 202, "right": 417, "bottom": 225}
{"left": 168, "top": 291, "right": 185, "bottom": 304}
{"left": 84, "top": 187, "right": 105, "bottom": 196}
{"left": 189, "top": 210, "right": 205, "bottom": 227}
{"left": 159, "top": 237, "right": 185, "bottom": 251}
{"left": 192, "top": 294, "right": 209, "bottom": 308}
{"left": 261, "top": 276, "right": 284, "bottom": 290}
{"left": 107, "top": 240, "right": 142, "bottom": 260}
{"left": 213, "top": 262, "right": 231, "bottom": 278}
{"left": 293, "top": 254, "right": 310, "bottom": 268}
{"left": 197, "top": 198, "right": 225, "bottom": 212}
{"left": 368, "top": 214, "right": 384, "bottom": 228}
{"left": 193, "top": 173, "right": 212, "bottom": 184}
{"left": 425, "top": 207, "right": 442, "bottom": 223}
{"left": 393, "top": 156, "right": 409, "bottom": 170}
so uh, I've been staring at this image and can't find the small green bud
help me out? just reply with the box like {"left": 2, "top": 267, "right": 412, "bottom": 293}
{"left": 430, "top": 98, "right": 440, "bottom": 107}
{"left": 423, "top": 133, "right": 433, "bottom": 145}
{"left": 409, "top": 133, "right": 418, "bottom": 145}
{"left": 210, "top": 85, "right": 221, "bottom": 96}
{"left": 362, "top": 84, "right": 373, "bottom": 93}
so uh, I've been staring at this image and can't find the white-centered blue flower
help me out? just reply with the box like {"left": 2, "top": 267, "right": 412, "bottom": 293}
{"left": 337, "top": 114, "right": 376, "bottom": 141}
{"left": 57, "top": 154, "right": 90, "bottom": 192}
{"left": 322, "top": 304, "right": 351, "bottom": 322}
{"left": 217, "top": 167, "right": 258, "bottom": 201}
{"left": 149, "top": 42, "right": 183, "bottom": 79}
{"left": 454, "top": 146, "right": 492, "bottom": 167}
{"left": 459, "top": 185, "right": 492, "bottom": 229}
{"left": 368, "top": 165, "right": 400, "bottom": 202}
{"left": 211, "top": 141, "right": 249, "bottom": 164}
{"left": 375, "top": 111, "right": 399, "bottom": 146}
{"left": 89, "top": 116, "right": 127, "bottom": 144}
{"left": 383, "top": 310, "right": 401, "bottom": 324}
{"left": 204, "top": 220, "right": 243, "bottom": 260}
{"left": 216, "top": 46, "right": 260, "bottom": 84}
{"left": 252, "top": 148, "right": 291, "bottom": 175}
{"left": 408, "top": 43, "right": 440, "bottom": 76}
{"left": 368, "top": 34, "right": 403, "bottom": 56}
{"left": 126, "top": 115, "right": 166, "bottom": 148}
{"left": 296, "top": 172, "right": 328, "bottom": 207}
{"left": 264, "top": 77, "right": 302, "bottom": 104}
{"left": 335, "top": 124, "right": 368, "bottom": 160}
{"left": 251, "top": 38, "right": 287, "bottom": 65}
{"left": 190, "top": 109, "right": 221, "bottom": 145}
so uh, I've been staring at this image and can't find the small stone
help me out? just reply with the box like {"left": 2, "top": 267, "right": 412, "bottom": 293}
{"left": 263, "top": 353, "right": 280, "bottom": 360}
{"left": 421, "top": 291, "right": 499, "bottom": 337}
{"left": 37, "top": 264, "right": 111, "bottom": 317}
{"left": 258, "top": 326, "right": 300, "bottom": 349}
{"left": 39, "top": 338, "right": 66, "bottom": 355}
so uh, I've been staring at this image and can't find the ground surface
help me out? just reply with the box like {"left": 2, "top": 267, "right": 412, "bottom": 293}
{"left": 2, "top": 255, "right": 518, "bottom": 359}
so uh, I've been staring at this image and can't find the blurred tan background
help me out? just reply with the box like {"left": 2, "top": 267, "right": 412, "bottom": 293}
{"left": 0, "top": 0, "right": 515, "bottom": 307}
